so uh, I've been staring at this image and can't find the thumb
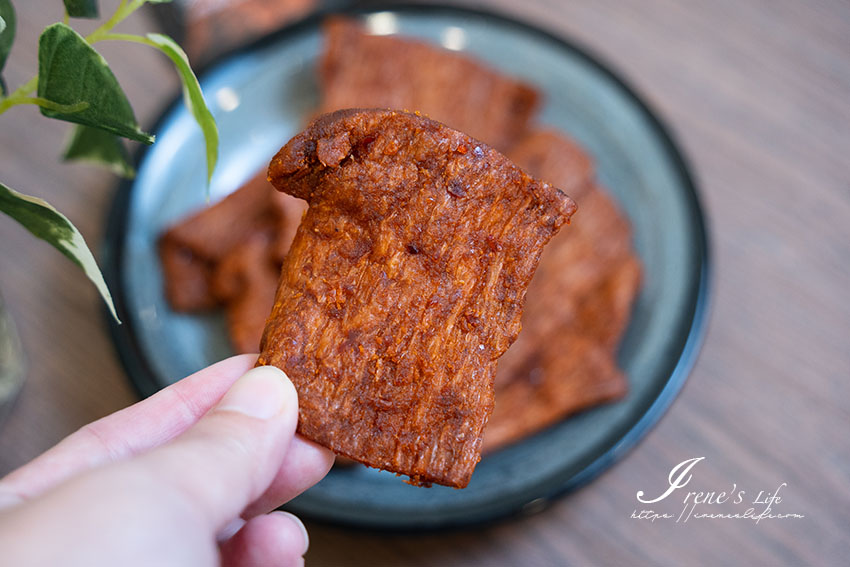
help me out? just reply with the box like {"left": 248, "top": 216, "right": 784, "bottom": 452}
{"left": 135, "top": 365, "right": 299, "bottom": 532}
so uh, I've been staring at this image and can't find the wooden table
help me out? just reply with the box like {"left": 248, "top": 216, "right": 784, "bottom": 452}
{"left": 1, "top": 1, "right": 848, "bottom": 565}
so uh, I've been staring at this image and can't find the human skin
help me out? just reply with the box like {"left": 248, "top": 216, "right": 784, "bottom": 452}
{"left": 0, "top": 355, "right": 334, "bottom": 567}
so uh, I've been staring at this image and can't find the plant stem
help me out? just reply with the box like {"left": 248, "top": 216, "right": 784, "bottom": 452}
{"left": 86, "top": 0, "right": 146, "bottom": 44}
{"left": 0, "top": 0, "right": 147, "bottom": 115}
{"left": 0, "top": 97, "right": 89, "bottom": 113}
{"left": 0, "top": 76, "right": 38, "bottom": 115}
{"left": 96, "top": 32, "right": 156, "bottom": 48}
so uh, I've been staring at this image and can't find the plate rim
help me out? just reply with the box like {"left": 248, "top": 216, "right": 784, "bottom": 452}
{"left": 102, "top": 2, "right": 712, "bottom": 530}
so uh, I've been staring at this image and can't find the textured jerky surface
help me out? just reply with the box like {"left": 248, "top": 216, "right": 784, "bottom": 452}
{"left": 259, "top": 109, "right": 575, "bottom": 487}
{"left": 319, "top": 17, "right": 539, "bottom": 152}
{"left": 483, "top": 131, "right": 641, "bottom": 452}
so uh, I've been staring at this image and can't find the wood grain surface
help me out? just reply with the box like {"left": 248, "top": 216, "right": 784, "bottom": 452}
{"left": 1, "top": 1, "right": 848, "bottom": 565}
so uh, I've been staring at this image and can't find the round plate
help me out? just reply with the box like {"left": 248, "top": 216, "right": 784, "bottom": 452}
{"left": 104, "top": 4, "right": 710, "bottom": 530}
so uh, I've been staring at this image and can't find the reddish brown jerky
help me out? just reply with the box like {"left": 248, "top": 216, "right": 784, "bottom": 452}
{"left": 505, "top": 129, "right": 595, "bottom": 200}
{"left": 161, "top": 172, "right": 276, "bottom": 262}
{"left": 159, "top": 171, "right": 306, "bottom": 311}
{"left": 486, "top": 188, "right": 639, "bottom": 452}
{"left": 483, "top": 130, "right": 641, "bottom": 453}
{"left": 158, "top": 239, "right": 218, "bottom": 312}
{"left": 259, "top": 109, "right": 576, "bottom": 487}
{"left": 268, "top": 192, "right": 308, "bottom": 262}
{"left": 496, "top": 187, "right": 640, "bottom": 381}
{"left": 213, "top": 233, "right": 282, "bottom": 354}
{"left": 319, "top": 17, "right": 540, "bottom": 152}
{"left": 159, "top": 173, "right": 279, "bottom": 312}
{"left": 210, "top": 192, "right": 307, "bottom": 354}
{"left": 484, "top": 333, "right": 628, "bottom": 452}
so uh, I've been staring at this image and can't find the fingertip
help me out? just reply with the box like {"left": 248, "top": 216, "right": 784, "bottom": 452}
{"left": 215, "top": 365, "right": 297, "bottom": 420}
{"left": 251, "top": 364, "right": 299, "bottom": 408}
{"left": 220, "top": 511, "right": 309, "bottom": 567}
{"left": 274, "top": 511, "right": 309, "bottom": 555}
{"left": 252, "top": 364, "right": 296, "bottom": 399}
{"left": 302, "top": 437, "right": 336, "bottom": 477}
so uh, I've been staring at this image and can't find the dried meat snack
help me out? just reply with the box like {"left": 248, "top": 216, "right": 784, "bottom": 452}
{"left": 319, "top": 17, "right": 539, "bottom": 152}
{"left": 483, "top": 130, "right": 642, "bottom": 453}
{"left": 485, "top": 190, "right": 639, "bottom": 451}
{"left": 258, "top": 109, "right": 576, "bottom": 488}
{"left": 496, "top": 187, "right": 640, "bottom": 378}
{"left": 161, "top": 172, "right": 277, "bottom": 263}
{"left": 484, "top": 250, "right": 640, "bottom": 452}
{"left": 212, "top": 232, "right": 282, "bottom": 354}
{"left": 505, "top": 129, "right": 595, "bottom": 200}
{"left": 158, "top": 238, "right": 218, "bottom": 312}
{"left": 159, "top": 173, "right": 280, "bottom": 311}
{"left": 484, "top": 332, "right": 628, "bottom": 452}
{"left": 268, "top": 192, "right": 308, "bottom": 262}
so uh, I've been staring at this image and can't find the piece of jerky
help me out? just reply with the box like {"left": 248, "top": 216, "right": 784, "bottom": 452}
{"left": 504, "top": 129, "right": 595, "bottom": 200}
{"left": 158, "top": 238, "right": 218, "bottom": 312}
{"left": 161, "top": 172, "right": 276, "bottom": 261}
{"left": 318, "top": 17, "right": 540, "bottom": 152}
{"left": 486, "top": 188, "right": 639, "bottom": 453}
{"left": 259, "top": 109, "right": 576, "bottom": 488}
{"left": 212, "top": 191, "right": 307, "bottom": 353}
{"left": 495, "top": 187, "right": 640, "bottom": 387}
{"left": 483, "top": 129, "right": 641, "bottom": 453}
{"left": 159, "top": 173, "right": 279, "bottom": 311}
{"left": 484, "top": 332, "right": 628, "bottom": 452}
{"left": 268, "top": 191, "right": 308, "bottom": 262}
{"left": 212, "top": 232, "right": 282, "bottom": 354}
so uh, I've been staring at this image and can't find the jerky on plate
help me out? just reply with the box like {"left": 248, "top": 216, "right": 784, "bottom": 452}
{"left": 258, "top": 109, "right": 576, "bottom": 488}
{"left": 159, "top": 173, "right": 280, "bottom": 312}
{"left": 503, "top": 129, "right": 596, "bottom": 200}
{"left": 159, "top": 171, "right": 307, "bottom": 353}
{"left": 483, "top": 130, "right": 641, "bottom": 452}
{"left": 484, "top": 197, "right": 640, "bottom": 451}
{"left": 319, "top": 17, "right": 539, "bottom": 152}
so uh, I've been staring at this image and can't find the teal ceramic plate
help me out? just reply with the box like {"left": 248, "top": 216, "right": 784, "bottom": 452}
{"left": 104, "top": 4, "right": 710, "bottom": 529}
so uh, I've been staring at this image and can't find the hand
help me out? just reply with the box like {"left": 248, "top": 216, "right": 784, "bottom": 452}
{"left": 0, "top": 355, "right": 334, "bottom": 567}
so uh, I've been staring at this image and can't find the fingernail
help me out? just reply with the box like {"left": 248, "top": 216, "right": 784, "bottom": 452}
{"left": 217, "top": 518, "right": 246, "bottom": 542}
{"left": 216, "top": 366, "right": 291, "bottom": 419}
{"left": 275, "top": 511, "right": 309, "bottom": 554}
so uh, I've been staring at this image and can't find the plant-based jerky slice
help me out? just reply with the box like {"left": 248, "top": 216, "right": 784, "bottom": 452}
{"left": 485, "top": 332, "right": 628, "bottom": 452}
{"left": 483, "top": 129, "right": 641, "bottom": 453}
{"left": 159, "top": 173, "right": 279, "bottom": 311}
{"left": 504, "top": 129, "right": 595, "bottom": 200}
{"left": 209, "top": 191, "right": 306, "bottom": 354}
{"left": 494, "top": 188, "right": 640, "bottom": 386}
{"left": 159, "top": 170, "right": 307, "bottom": 354}
{"left": 319, "top": 17, "right": 539, "bottom": 152}
{"left": 259, "top": 109, "right": 576, "bottom": 488}
{"left": 212, "top": 232, "right": 281, "bottom": 354}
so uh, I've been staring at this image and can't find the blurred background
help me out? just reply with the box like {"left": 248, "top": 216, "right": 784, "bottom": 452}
{"left": 0, "top": 0, "right": 848, "bottom": 565}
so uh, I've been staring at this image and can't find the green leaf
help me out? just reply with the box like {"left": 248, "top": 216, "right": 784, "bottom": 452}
{"left": 146, "top": 33, "right": 218, "bottom": 183}
{"left": 37, "top": 23, "right": 153, "bottom": 144}
{"left": 0, "top": 0, "right": 15, "bottom": 82}
{"left": 63, "top": 0, "right": 98, "bottom": 19}
{"left": 0, "top": 182, "right": 119, "bottom": 322}
{"left": 63, "top": 124, "right": 135, "bottom": 178}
